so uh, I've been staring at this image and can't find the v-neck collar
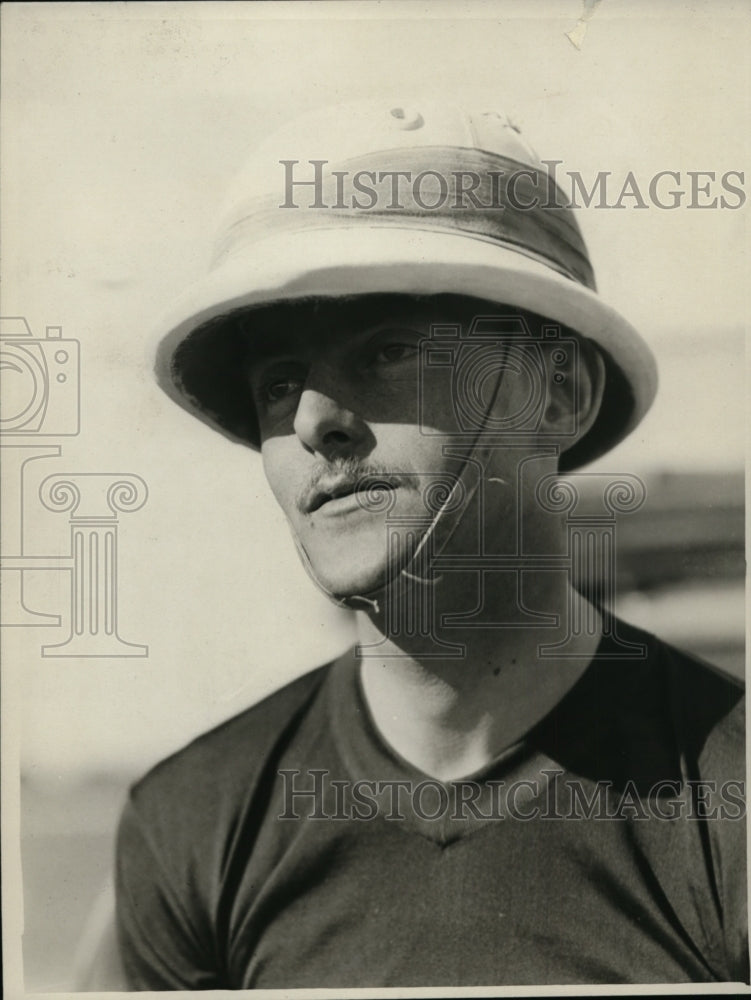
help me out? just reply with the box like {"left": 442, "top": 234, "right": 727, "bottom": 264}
{"left": 324, "top": 642, "right": 611, "bottom": 845}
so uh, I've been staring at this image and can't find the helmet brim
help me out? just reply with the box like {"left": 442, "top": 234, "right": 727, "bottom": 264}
{"left": 155, "top": 225, "right": 658, "bottom": 470}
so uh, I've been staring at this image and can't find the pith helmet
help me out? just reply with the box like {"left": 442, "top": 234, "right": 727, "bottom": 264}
{"left": 154, "top": 99, "right": 658, "bottom": 470}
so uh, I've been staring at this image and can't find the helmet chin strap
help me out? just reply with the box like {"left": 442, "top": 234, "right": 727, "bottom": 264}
{"left": 288, "top": 342, "right": 512, "bottom": 616}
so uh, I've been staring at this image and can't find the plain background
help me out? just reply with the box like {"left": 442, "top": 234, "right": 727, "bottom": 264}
{"left": 2, "top": 1, "right": 747, "bottom": 994}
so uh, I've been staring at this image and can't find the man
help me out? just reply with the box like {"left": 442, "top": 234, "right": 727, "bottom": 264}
{"left": 115, "top": 101, "right": 746, "bottom": 988}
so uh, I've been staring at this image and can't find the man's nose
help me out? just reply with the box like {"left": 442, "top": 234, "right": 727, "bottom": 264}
{"left": 293, "top": 386, "right": 371, "bottom": 458}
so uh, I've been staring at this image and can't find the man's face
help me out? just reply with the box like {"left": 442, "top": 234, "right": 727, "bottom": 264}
{"left": 246, "top": 297, "right": 557, "bottom": 600}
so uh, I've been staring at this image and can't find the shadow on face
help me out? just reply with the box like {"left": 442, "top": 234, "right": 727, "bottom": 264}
{"left": 172, "top": 292, "right": 618, "bottom": 471}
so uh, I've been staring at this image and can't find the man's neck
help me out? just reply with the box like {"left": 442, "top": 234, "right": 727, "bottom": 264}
{"left": 356, "top": 580, "right": 601, "bottom": 782}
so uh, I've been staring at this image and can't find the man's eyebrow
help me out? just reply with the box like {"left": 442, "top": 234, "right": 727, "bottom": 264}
{"left": 239, "top": 304, "right": 443, "bottom": 371}
{"left": 243, "top": 326, "right": 312, "bottom": 366}
{"left": 240, "top": 319, "right": 358, "bottom": 367}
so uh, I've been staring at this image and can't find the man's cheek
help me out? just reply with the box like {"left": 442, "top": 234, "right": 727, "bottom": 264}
{"left": 261, "top": 448, "right": 298, "bottom": 515}
{"left": 417, "top": 392, "right": 461, "bottom": 436}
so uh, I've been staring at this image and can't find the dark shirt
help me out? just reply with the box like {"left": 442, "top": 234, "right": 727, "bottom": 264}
{"left": 115, "top": 621, "right": 747, "bottom": 988}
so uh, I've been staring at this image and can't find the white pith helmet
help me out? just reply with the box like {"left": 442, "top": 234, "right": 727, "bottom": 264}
{"left": 154, "top": 99, "right": 658, "bottom": 471}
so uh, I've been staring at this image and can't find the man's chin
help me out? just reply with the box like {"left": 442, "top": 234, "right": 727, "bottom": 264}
{"left": 295, "top": 527, "right": 422, "bottom": 603}
{"left": 311, "top": 562, "right": 393, "bottom": 604}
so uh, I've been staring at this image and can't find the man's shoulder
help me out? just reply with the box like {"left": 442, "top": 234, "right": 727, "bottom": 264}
{"left": 549, "top": 618, "right": 744, "bottom": 786}
{"left": 650, "top": 626, "right": 745, "bottom": 774}
{"left": 605, "top": 618, "right": 744, "bottom": 773}
{"left": 128, "top": 661, "right": 332, "bottom": 821}
{"left": 116, "top": 661, "right": 338, "bottom": 930}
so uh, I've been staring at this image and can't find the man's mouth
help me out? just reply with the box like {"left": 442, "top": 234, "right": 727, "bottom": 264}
{"left": 303, "top": 475, "right": 401, "bottom": 514}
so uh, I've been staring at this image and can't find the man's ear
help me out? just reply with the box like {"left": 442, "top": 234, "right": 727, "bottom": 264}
{"left": 542, "top": 336, "right": 605, "bottom": 446}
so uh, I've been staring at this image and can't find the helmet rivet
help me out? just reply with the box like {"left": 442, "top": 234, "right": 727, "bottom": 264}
{"left": 388, "top": 106, "right": 424, "bottom": 131}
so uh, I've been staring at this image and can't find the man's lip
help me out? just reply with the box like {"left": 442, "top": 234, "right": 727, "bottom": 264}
{"left": 305, "top": 477, "right": 399, "bottom": 514}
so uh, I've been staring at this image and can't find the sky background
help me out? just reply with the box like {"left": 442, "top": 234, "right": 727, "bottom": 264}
{"left": 2, "top": 1, "right": 748, "bottom": 781}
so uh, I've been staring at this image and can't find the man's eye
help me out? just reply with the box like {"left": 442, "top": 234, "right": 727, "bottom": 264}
{"left": 374, "top": 343, "right": 419, "bottom": 364}
{"left": 264, "top": 377, "right": 303, "bottom": 403}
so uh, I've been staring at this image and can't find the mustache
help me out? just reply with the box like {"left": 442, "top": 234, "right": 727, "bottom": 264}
{"left": 296, "top": 457, "right": 420, "bottom": 514}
